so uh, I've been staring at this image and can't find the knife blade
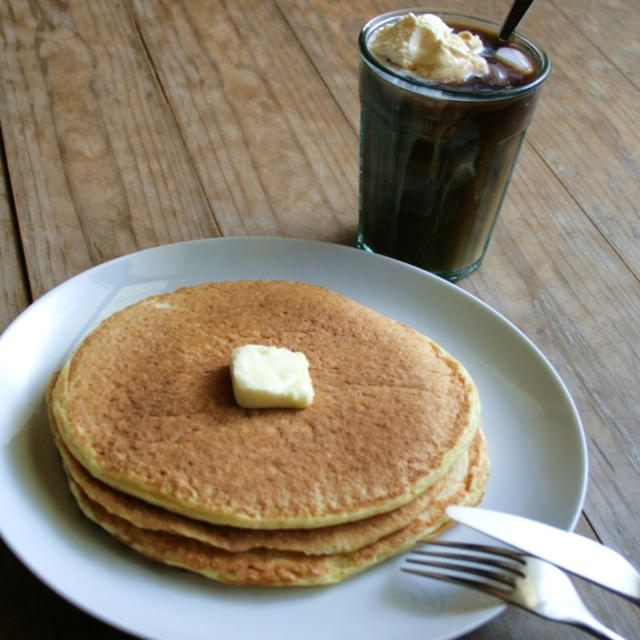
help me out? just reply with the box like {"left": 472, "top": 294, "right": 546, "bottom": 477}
{"left": 447, "top": 505, "right": 640, "bottom": 605}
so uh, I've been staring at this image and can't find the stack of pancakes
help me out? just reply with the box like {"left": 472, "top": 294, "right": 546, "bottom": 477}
{"left": 47, "top": 280, "right": 488, "bottom": 586}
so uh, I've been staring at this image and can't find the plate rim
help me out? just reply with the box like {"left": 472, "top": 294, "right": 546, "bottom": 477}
{"left": 0, "top": 236, "right": 588, "bottom": 640}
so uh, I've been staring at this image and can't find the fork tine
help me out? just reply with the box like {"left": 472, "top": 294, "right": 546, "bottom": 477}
{"left": 413, "top": 540, "right": 525, "bottom": 572}
{"left": 401, "top": 564, "right": 517, "bottom": 604}
{"left": 419, "top": 539, "right": 527, "bottom": 561}
{"left": 406, "top": 541, "right": 524, "bottom": 589}
{"left": 406, "top": 556, "right": 518, "bottom": 588}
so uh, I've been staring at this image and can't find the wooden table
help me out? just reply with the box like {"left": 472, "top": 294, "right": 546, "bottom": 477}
{"left": 1, "top": 1, "right": 638, "bottom": 637}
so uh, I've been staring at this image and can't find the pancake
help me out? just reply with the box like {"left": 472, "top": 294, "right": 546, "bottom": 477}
{"left": 51, "top": 398, "right": 487, "bottom": 554}
{"left": 50, "top": 280, "right": 481, "bottom": 530}
{"left": 65, "top": 432, "right": 488, "bottom": 586}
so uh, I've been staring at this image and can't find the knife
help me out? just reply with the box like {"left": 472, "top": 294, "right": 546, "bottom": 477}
{"left": 447, "top": 505, "right": 640, "bottom": 606}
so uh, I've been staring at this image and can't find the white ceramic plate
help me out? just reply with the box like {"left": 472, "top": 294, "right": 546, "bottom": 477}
{"left": 0, "top": 238, "right": 587, "bottom": 640}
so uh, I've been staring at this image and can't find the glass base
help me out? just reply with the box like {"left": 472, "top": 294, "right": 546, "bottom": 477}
{"left": 357, "top": 235, "right": 482, "bottom": 283}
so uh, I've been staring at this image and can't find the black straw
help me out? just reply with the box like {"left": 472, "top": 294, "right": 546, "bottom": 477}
{"left": 498, "top": 0, "right": 536, "bottom": 41}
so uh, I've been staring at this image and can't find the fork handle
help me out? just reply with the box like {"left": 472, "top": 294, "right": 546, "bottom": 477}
{"left": 573, "top": 612, "right": 628, "bottom": 640}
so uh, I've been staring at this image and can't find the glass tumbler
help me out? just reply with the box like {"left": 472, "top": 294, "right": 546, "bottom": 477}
{"left": 357, "top": 9, "right": 550, "bottom": 281}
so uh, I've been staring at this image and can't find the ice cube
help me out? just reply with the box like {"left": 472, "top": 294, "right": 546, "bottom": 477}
{"left": 495, "top": 47, "right": 534, "bottom": 75}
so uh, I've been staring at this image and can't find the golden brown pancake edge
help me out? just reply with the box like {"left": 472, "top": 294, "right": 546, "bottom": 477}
{"left": 65, "top": 432, "right": 488, "bottom": 586}
{"left": 51, "top": 400, "right": 486, "bottom": 555}
{"left": 50, "top": 280, "right": 483, "bottom": 530}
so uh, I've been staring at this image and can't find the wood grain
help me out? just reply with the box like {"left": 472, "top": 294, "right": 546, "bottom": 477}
{"left": 556, "top": 0, "right": 640, "bottom": 89}
{"left": 0, "top": 0, "right": 218, "bottom": 298}
{"left": 132, "top": 0, "right": 358, "bottom": 244}
{"left": 0, "top": 141, "right": 29, "bottom": 332}
{"left": 0, "top": 0, "right": 639, "bottom": 638}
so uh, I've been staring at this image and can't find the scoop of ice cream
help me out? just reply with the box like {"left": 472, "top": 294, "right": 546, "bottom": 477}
{"left": 369, "top": 13, "right": 488, "bottom": 83}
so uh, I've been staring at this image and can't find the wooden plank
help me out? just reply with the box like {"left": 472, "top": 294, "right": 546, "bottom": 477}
{"left": 0, "top": 0, "right": 218, "bottom": 299}
{"left": 554, "top": 0, "right": 640, "bottom": 88}
{"left": 516, "top": 5, "right": 640, "bottom": 274}
{"left": 0, "top": 146, "right": 29, "bottom": 333}
{"left": 131, "top": 0, "right": 358, "bottom": 244}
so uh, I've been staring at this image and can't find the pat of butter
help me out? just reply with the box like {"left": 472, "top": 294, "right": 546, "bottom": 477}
{"left": 230, "top": 345, "right": 314, "bottom": 409}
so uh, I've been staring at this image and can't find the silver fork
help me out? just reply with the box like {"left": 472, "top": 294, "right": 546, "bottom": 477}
{"left": 403, "top": 541, "right": 627, "bottom": 640}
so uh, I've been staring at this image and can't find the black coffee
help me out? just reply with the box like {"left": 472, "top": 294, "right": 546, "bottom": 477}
{"left": 358, "top": 15, "right": 548, "bottom": 281}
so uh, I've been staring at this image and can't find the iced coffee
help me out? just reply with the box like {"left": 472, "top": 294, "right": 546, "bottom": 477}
{"left": 358, "top": 11, "right": 550, "bottom": 281}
